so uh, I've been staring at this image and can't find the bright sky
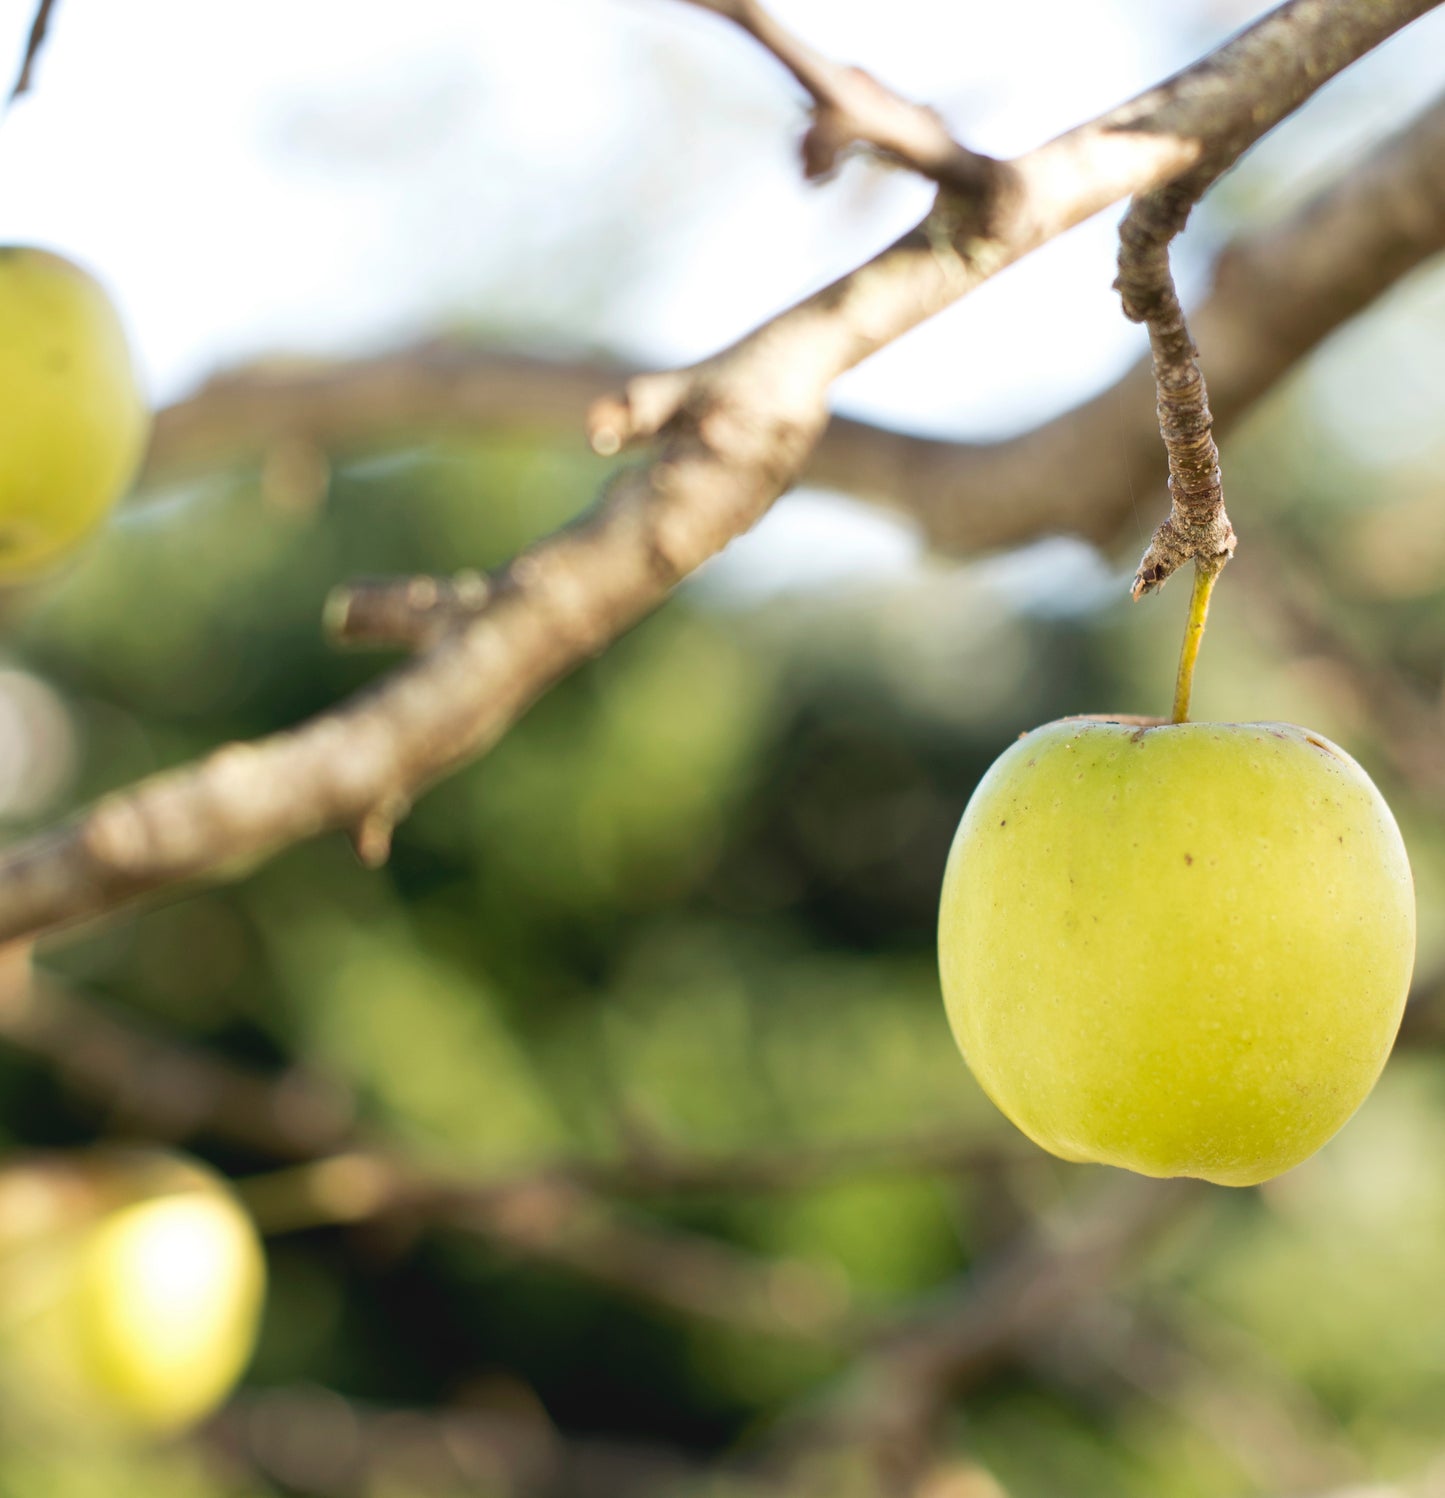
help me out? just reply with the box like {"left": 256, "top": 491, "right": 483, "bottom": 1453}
{"left": 0, "top": 0, "right": 1441, "bottom": 594}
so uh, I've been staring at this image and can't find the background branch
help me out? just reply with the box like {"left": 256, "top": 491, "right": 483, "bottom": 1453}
{"left": 239, "top": 1151, "right": 861, "bottom": 1343}
{"left": 761, "top": 1177, "right": 1201, "bottom": 1492}
{"left": 140, "top": 90, "right": 1445, "bottom": 561}
{"left": 0, "top": 958, "right": 1037, "bottom": 1194}
{"left": 210, "top": 1385, "right": 714, "bottom": 1498}
{"left": 1026, "top": 1297, "right": 1363, "bottom": 1493}
{"left": 0, "top": 956, "right": 858, "bottom": 1342}
{"left": 0, "top": 960, "right": 356, "bottom": 1159}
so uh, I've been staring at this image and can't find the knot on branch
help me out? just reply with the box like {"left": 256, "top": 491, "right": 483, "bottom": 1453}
{"left": 800, "top": 66, "right": 1007, "bottom": 211}
{"left": 1132, "top": 503, "right": 1236, "bottom": 600}
{"left": 681, "top": 0, "right": 1001, "bottom": 204}
{"left": 326, "top": 570, "right": 492, "bottom": 652}
{"left": 587, "top": 370, "right": 695, "bottom": 455}
{"left": 588, "top": 361, "right": 827, "bottom": 494}
{"left": 800, "top": 67, "right": 905, "bottom": 179}
{"left": 350, "top": 794, "right": 411, "bottom": 869}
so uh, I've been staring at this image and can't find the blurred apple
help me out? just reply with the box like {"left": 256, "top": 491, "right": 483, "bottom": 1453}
{"left": 0, "top": 1149, "right": 266, "bottom": 1437}
{"left": 0, "top": 247, "right": 149, "bottom": 579}
{"left": 938, "top": 719, "right": 1415, "bottom": 1186}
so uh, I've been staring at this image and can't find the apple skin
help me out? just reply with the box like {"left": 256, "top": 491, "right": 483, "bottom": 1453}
{"left": 938, "top": 719, "right": 1415, "bottom": 1186}
{"left": 0, "top": 1150, "right": 266, "bottom": 1438}
{"left": 0, "top": 247, "right": 149, "bottom": 578}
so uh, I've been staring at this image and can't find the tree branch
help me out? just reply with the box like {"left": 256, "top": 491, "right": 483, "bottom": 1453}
{"left": 0, "top": 0, "right": 1435, "bottom": 947}
{"left": 220, "top": 1186, "right": 1197, "bottom": 1492}
{"left": 0, "top": 947, "right": 1035, "bottom": 1197}
{"left": 145, "top": 345, "right": 627, "bottom": 482}
{"left": 588, "top": 0, "right": 1439, "bottom": 456}
{"left": 863, "top": 1178, "right": 1198, "bottom": 1390}
{"left": 675, "top": 0, "right": 1004, "bottom": 193}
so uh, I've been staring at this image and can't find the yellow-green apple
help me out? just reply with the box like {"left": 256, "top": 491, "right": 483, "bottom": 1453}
{"left": 0, "top": 247, "right": 149, "bottom": 578}
{"left": 0, "top": 1149, "right": 266, "bottom": 1437}
{"left": 938, "top": 719, "right": 1415, "bottom": 1186}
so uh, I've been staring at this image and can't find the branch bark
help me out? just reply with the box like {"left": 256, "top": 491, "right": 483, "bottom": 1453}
{"left": 0, "top": 0, "right": 1436, "bottom": 946}
{"left": 1117, "top": 172, "right": 1237, "bottom": 598}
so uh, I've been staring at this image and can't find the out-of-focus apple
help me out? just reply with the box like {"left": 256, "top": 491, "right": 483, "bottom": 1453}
{"left": 0, "top": 1149, "right": 266, "bottom": 1437}
{"left": 0, "top": 247, "right": 149, "bottom": 579}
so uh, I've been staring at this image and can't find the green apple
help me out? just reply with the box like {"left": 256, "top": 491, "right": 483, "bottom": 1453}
{"left": 0, "top": 1149, "right": 266, "bottom": 1437}
{"left": 0, "top": 247, "right": 149, "bottom": 578}
{"left": 938, "top": 719, "right": 1415, "bottom": 1186}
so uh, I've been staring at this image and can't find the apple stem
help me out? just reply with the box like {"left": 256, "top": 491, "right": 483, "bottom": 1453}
{"left": 1171, "top": 560, "right": 1220, "bottom": 724}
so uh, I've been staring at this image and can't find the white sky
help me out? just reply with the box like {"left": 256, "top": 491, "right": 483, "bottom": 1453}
{"left": 0, "top": 0, "right": 1442, "bottom": 596}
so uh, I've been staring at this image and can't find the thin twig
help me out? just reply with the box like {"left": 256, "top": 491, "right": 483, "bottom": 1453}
{"left": 5, "top": 0, "right": 58, "bottom": 112}
{"left": 1117, "top": 175, "right": 1236, "bottom": 598}
{"left": 676, "top": 0, "right": 1004, "bottom": 195}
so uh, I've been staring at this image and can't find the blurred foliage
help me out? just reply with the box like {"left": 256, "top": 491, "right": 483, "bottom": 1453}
{"left": 0, "top": 187, "right": 1442, "bottom": 1498}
